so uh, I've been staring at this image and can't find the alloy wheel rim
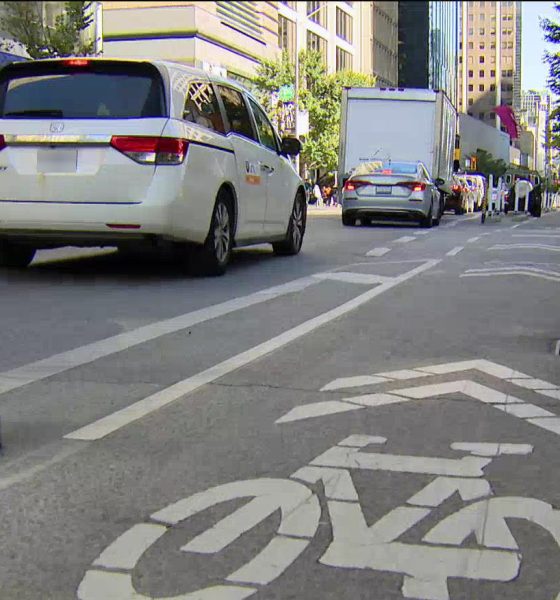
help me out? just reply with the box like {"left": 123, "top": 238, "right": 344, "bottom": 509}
{"left": 213, "top": 203, "right": 230, "bottom": 263}
{"left": 291, "top": 200, "right": 303, "bottom": 248}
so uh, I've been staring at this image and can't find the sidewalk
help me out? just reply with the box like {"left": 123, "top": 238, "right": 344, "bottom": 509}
{"left": 307, "top": 204, "right": 342, "bottom": 216}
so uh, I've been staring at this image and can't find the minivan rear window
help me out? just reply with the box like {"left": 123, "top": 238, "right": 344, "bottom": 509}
{"left": 0, "top": 61, "right": 166, "bottom": 119}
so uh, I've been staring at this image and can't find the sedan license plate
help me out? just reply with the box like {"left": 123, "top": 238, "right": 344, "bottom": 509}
{"left": 376, "top": 186, "right": 392, "bottom": 195}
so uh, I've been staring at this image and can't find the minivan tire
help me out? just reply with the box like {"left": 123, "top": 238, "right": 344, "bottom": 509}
{"left": 272, "top": 192, "right": 306, "bottom": 256}
{"left": 195, "top": 192, "right": 233, "bottom": 276}
{"left": 0, "top": 242, "right": 36, "bottom": 268}
{"left": 342, "top": 213, "right": 356, "bottom": 226}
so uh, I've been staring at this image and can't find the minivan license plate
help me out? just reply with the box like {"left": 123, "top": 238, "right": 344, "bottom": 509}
{"left": 37, "top": 149, "right": 77, "bottom": 173}
{"left": 376, "top": 186, "right": 392, "bottom": 195}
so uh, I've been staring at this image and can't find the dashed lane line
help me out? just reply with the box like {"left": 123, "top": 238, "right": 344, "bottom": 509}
{"left": 446, "top": 247, "right": 464, "bottom": 256}
{"left": 366, "top": 247, "right": 391, "bottom": 257}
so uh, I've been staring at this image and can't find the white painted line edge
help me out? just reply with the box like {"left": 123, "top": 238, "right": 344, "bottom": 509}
{"left": 65, "top": 260, "right": 440, "bottom": 441}
{"left": 446, "top": 246, "right": 464, "bottom": 256}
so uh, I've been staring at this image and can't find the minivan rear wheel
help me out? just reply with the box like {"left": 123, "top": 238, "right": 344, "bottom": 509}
{"left": 195, "top": 193, "right": 233, "bottom": 276}
{"left": 272, "top": 192, "right": 306, "bottom": 256}
{"left": 0, "top": 241, "right": 36, "bottom": 268}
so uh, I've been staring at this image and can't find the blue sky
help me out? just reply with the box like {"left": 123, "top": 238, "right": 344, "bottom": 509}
{"left": 522, "top": 1, "right": 558, "bottom": 94}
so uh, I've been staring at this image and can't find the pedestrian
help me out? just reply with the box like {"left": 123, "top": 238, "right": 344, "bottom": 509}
{"left": 313, "top": 182, "right": 323, "bottom": 207}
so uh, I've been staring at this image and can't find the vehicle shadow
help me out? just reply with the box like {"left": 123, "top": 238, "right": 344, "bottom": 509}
{"left": 7, "top": 245, "right": 284, "bottom": 283}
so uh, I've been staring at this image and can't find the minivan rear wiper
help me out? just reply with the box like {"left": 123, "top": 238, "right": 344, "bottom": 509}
{"left": 3, "top": 109, "right": 64, "bottom": 117}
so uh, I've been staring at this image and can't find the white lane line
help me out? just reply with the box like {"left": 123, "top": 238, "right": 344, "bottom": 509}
{"left": 414, "top": 231, "right": 430, "bottom": 236}
{"left": 0, "top": 276, "right": 320, "bottom": 396}
{"left": 65, "top": 260, "right": 440, "bottom": 441}
{"left": 321, "top": 375, "right": 390, "bottom": 391}
{"left": 467, "top": 236, "right": 481, "bottom": 243}
{"left": 460, "top": 270, "right": 560, "bottom": 282}
{"left": 366, "top": 247, "right": 391, "bottom": 257}
{"left": 446, "top": 246, "right": 464, "bottom": 256}
{"left": 312, "top": 272, "right": 392, "bottom": 285}
{"left": 375, "top": 369, "right": 431, "bottom": 380}
{"left": 513, "top": 234, "right": 560, "bottom": 238}
{"left": 490, "top": 244, "right": 560, "bottom": 252}
{"left": 394, "top": 236, "right": 416, "bottom": 244}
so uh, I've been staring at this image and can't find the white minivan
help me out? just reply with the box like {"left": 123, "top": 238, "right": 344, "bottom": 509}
{"left": 0, "top": 58, "right": 306, "bottom": 275}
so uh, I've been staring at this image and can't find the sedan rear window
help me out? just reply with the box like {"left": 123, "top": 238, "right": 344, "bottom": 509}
{"left": 353, "top": 161, "right": 418, "bottom": 177}
{"left": 0, "top": 61, "right": 166, "bottom": 119}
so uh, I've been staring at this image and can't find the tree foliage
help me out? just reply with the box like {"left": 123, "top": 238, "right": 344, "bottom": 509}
{"left": 253, "top": 50, "right": 376, "bottom": 174}
{"left": 474, "top": 149, "right": 507, "bottom": 181}
{"left": 0, "top": 1, "right": 94, "bottom": 59}
{"left": 542, "top": 4, "right": 560, "bottom": 148}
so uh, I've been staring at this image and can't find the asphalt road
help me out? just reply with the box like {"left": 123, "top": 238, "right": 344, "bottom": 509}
{"left": 0, "top": 208, "right": 559, "bottom": 600}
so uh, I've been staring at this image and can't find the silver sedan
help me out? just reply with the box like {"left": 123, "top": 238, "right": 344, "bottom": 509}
{"left": 341, "top": 160, "right": 443, "bottom": 228}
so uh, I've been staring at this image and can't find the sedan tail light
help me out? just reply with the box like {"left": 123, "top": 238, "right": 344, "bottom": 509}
{"left": 397, "top": 181, "right": 426, "bottom": 192}
{"left": 343, "top": 180, "right": 371, "bottom": 192}
{"left": 0, "top": 134, "right": 6, "bottom": 151}
{"left": 110, "top": 136, "right": 188, "bottom": 165}
{"left": 451, "top": 184, "right": 461, "bottom": 193}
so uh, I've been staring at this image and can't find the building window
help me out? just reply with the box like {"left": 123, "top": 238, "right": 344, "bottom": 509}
{"left": 479, "top": 69, "right": 484, "bottom": 77}
{"left": 508, "top": 41, "right": 513, "bottom": 49}
{"left": 490, "top": 42, "right": 495, "bottom": 49}
{"left": 491, "top": 56, "right": 496, "bottom": 63}
{"left": 468, "top": 28, "right": 474, "bottom": 35}
{"left": 479, "top": 112, "right": 485, "bottom": 120}
{"left": 307, "top": 1, "right": 327, "bottom": 27}
{"left": 469, "top": 41, "right": 474, "bottom": 49}
{"left": 479, "top": 84, "right": 485, "bottom": 91}
{"left": 336, "top": 46, "right": 352, "bottom": 71}
{"left": 278, "top": 15, "right": 295, "bottom": 61}
{"left": 490, "top": 112, "right": 496, "bottom": 119}
{"left": 480, "top": 13, "right": 485, "bottom": 21}
{"left": 468, "top": 56, "right": 474, "bottom": 64}
{"left": 479, "top": 55, "right": 485, "bottom": 63}
{"left": 307, "top": 30, "right": 327, "bottom": 62}
{"left": 479, "top": 27, "right": 485, "bottom": 35}
{"left": 490, "top": 84, "right": 496, "bottom": 91}
{"left": 336, "top": 7, "right": 352, "bottom": 43}
{"left": 468, "top": 98, "right": 474, "bottom": 106}
{"left": 490, "top": 70, "right": 495, "bottom": 77}
{"left": 468, "top": 84, "right": 474, "bottom": 92}
{"left": 468, "top": 14, "right": 474, "bottom": 21}
{"left": 468, "top": 70, "right": 474, "bottom": 77}
{"left": 479, "top": 42, "right": 485, "bottom": 50}
{"left": 490, "top": 29, "right": 496, "bottom": 36}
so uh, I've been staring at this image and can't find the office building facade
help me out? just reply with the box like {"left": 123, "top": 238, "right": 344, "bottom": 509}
{"left": 398, "top": 1, "right": 460, "bottom": 107}
{"left": 458, "top": 1, "right": 522, "bottom": 129}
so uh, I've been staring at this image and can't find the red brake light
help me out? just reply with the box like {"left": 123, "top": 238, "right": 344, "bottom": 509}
{"left": 64, "top": 58, "right": 90, "bottom": 67}
{"left": 381, "top": 169, "right": 393, "bottom": 174}
{"left": 0, "top": 134, "right": 5, "bottom": 151}
{"left": 397, "top": 181, "right": 427, "bottom": 192}
{"left": 110, "top": 136, "right": 188, "bottom": 165}
{"left": 344, "top": 180, "right": 370, "bottom": 192}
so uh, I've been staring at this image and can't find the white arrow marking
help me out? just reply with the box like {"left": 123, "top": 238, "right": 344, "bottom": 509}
{"left": 450, "top": 442, "right": 533, "bottom": 456}
{"left": 321, "top": 375, "right": 390, "bottom": 391}
{"left": 275, "top": 400, "right": 363, "bottom": 423}
{"left": 292, "top": 466, "right": 359, "bottom": 501}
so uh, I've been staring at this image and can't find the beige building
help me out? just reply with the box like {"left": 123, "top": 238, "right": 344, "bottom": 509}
{"left": 458, "top": 1, "right": 522, "bottom": 131}
{"left": 98, "top": 2, "right": 398, "bottom": 85}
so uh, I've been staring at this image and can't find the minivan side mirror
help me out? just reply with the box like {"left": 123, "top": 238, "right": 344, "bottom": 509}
{"left": 280, "top": 137, "right": 301, "bottom": 156}
{"left": 434, "top": 177, "right": 445, "bottom": 187}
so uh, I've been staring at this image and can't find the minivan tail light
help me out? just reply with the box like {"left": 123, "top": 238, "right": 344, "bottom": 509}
{"left": 398, "top": 181, "right": 427, "bottom": 192}
{"left": 0, "top": 135, "right": 5, "bottom": 151}
{"left": 110, "top": 136, "right": 188, "bottom": 165}
{"left": 344, "top": 180, "right": 370, "bottom": 192}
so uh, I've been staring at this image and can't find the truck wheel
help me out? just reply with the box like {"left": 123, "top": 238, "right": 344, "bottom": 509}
{"left": 0, "top": 242, "right": 36, "bottom": 268}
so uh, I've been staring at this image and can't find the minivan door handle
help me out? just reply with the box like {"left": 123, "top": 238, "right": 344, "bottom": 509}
{"left": 261, "top": 164, "right": 274, "bottom": 174}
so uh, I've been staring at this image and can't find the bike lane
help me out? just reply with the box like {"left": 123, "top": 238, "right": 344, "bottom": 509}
{"left": 0, "top": 219, "right": 559, "bottom": 600}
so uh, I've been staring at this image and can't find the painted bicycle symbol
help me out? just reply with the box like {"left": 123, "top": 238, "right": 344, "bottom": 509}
{"left": 78, "top": 434, "right": 560, "bottom": 600}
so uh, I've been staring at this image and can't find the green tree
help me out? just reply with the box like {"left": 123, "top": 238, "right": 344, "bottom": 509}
{"left": 253, "top": 50, "right": 375, "bottom": 174}
{"left": 0, "top": 1, "right": 94, "bottom": 59}
{"left": 542, "top": 4, "right": 560, "bottom": 148}
{"left": 474, "top": 149, "right": 507, "bottom": 180}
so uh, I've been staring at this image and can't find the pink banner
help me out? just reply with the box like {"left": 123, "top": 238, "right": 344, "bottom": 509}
{"left": 494, "top": 105, "right": 520, "bottom": 139}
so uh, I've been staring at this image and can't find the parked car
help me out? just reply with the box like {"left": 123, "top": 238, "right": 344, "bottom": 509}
{"left": 0, "top": 58, "right": 305, "bottom": 275}
{"left": 445, "top": 174, "right": 469, "bottom": 215}
{"left": 341, "top": 160, "right": 443, "bottom": 228}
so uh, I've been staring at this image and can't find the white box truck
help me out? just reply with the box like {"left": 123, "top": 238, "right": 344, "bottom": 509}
{"left": 338, "top": 87, "right": 457, "bottom": 197}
